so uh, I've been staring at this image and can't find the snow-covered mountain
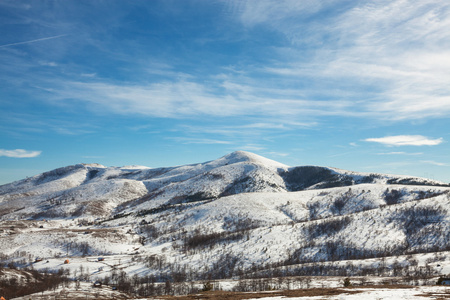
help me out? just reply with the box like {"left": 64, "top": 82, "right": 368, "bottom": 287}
{"left": 1, "top": 151, "right": 449, "bottom": 290}
{"left": 0, "top": 151, "right": 445, "bottom": 220}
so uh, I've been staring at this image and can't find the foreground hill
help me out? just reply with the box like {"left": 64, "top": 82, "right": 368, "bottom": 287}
{"left": 0, "top": 151, "right": 449, "bottom": 297}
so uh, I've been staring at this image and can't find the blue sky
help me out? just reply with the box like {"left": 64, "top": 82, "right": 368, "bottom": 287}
{"left": 1, "top": 0, "right": 450, "bottom": 185}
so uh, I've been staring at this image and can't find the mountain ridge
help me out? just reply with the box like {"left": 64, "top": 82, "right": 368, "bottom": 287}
{"left": 0, "top": 151, "right": 447, "bottom": 220}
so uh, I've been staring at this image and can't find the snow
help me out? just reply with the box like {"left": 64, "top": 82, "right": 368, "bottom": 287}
{"left": 10, "top": 281, "right": 129, "bottom": 300}
{"left": 1, "top": 151, "right": 450, "bottom": 298}
{"left": 247, "top": 285, "right": 450, "bottom": 300}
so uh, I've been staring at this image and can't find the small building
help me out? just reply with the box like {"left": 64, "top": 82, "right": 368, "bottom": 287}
{"left": 98, "top": 257, "right": 104, "bottom": 261}
{"left": 437, "top": 277, "right": 450, "bottom": 285}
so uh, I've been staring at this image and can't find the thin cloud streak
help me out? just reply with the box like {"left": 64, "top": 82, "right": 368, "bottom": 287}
{"left": 0, "top": 34, "right": 67, "bottom": 48}
{"left": 168, "top": 137, "right": 233, "bottom": 145}
{"left": 377, "top": 152, "right": 423, "bottom": 156}
{"left": 267, "top": 151, "right": 289, "bottom": 157}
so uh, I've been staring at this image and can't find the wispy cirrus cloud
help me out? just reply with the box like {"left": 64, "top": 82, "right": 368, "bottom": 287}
{"left": 0, "top": 149, "right": 41, "bottom": 158}
{"left": 42, "top": 78, "right": 353, "bottom": 121}
{"left": 7, "top": 1, "right": 449, "bottom": 124}
{"left": 238, "top": 144, "right": 266, "bottom": 152}
{"left": 229, "top": 0, "right": 330, "bottom": 28}
{"left": 365, "top": 135, "right": 443, "bottom": 146}
{"left": 267, "top": 151, "right": 289, "bottom": 157}
{"left": 0, "top": 112, "right": 96, "bottom": 137}
{"left": 421, "top": 160, "right": 450, "bottom": 167}
{"left": 231, "top": 0, "right": 450, "bottom": 121}
{"left": 2, "top": 0, "right": 449, "bottom": 124}
{"left": 38, "top": 61, "right": 58, "bottom": 67}
{"left": 168, "top": 137, "right": 233, "bottom": 145}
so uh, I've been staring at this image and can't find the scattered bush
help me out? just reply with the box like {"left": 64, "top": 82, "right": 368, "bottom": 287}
{"left": 307, "top": 216, "right": 352, "bottom": 239}
{"left": 343, "top": 277, "right": 351, "bottom": 287}
{"left": 384, "top": 188, "right": 402, "bottom": 205}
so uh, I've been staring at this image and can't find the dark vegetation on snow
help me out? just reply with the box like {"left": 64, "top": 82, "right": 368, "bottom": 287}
{"left": 387, "top": 178, "right": 450, "bottom": 187}
{"left": 280, "top": 166, "right": 354, "bottom": 191}
{"left": 0, "top": 266, "right": 69, "bottom": 299}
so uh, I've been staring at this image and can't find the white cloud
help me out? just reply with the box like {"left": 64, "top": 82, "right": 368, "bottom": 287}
{"left": 241, "top": 123, "right": 286, "bottom": 129}
{"left": 39, "top": 61, "right": 58, "bottom": 67}
{"left": 0, "top": 149, "right": 41, "bottom": 158}
{"left": 377, "top": 152, "right": 423, "bottom": 155}
{"left": 53, "top": 127, "right": 94, "bottom": 135}
{"left": 81, "top": 73, "right": 96, "bottom": 78}
{"left": 421, "top": 160, "right": 450, "bottom": 167}
{"left": 168, "top": 137, "right": 232, "bottom": 145}
{"left": 239, "top": 144, "right": 265, "bottom": 151}
{"left": 230, "top": 0, "right": 333, "bottom": 30}
{"left": 365, "top": 135, "right": 443, "bottom": 146}
{"left": 55, "top": 80, "right": 245, "bottom": 118}
{"left": 267, "top": 151, "right": 289, "bottom": 157}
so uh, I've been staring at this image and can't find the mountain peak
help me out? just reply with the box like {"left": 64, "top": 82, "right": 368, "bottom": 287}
{"left": 80, "top": 163, "right": 106, "bottom": 168}
{"left": 223, "top": 150, "right": 257, "bottom": 162}
{"left": 220, "top": 151, "right": 290, "bottom": 169}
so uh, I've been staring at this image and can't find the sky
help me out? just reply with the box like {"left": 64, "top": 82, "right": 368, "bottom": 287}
{"left": 1, "top": 0, "right": 450, "bottom": 185}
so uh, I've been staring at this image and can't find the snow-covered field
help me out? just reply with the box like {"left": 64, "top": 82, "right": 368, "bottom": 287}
{"left": 10, "top": 281, "right": 450, "bottom": 300}
{"left": 9, "top": 281, "right": 129, "bottom": 300}
{"left": 246, "top": 285, "right": 450, "bottom": 300}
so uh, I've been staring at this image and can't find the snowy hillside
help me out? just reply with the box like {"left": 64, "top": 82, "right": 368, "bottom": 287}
{"left": 1, "top": 151, "right": 446, "bottom": 220}
{"left": 1, "top": 151, "right": 449, "bottom": 297}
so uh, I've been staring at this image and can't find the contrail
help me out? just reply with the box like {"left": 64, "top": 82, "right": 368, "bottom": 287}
{"left": 0, "top": 34, "right": 67, "bottom": 49}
